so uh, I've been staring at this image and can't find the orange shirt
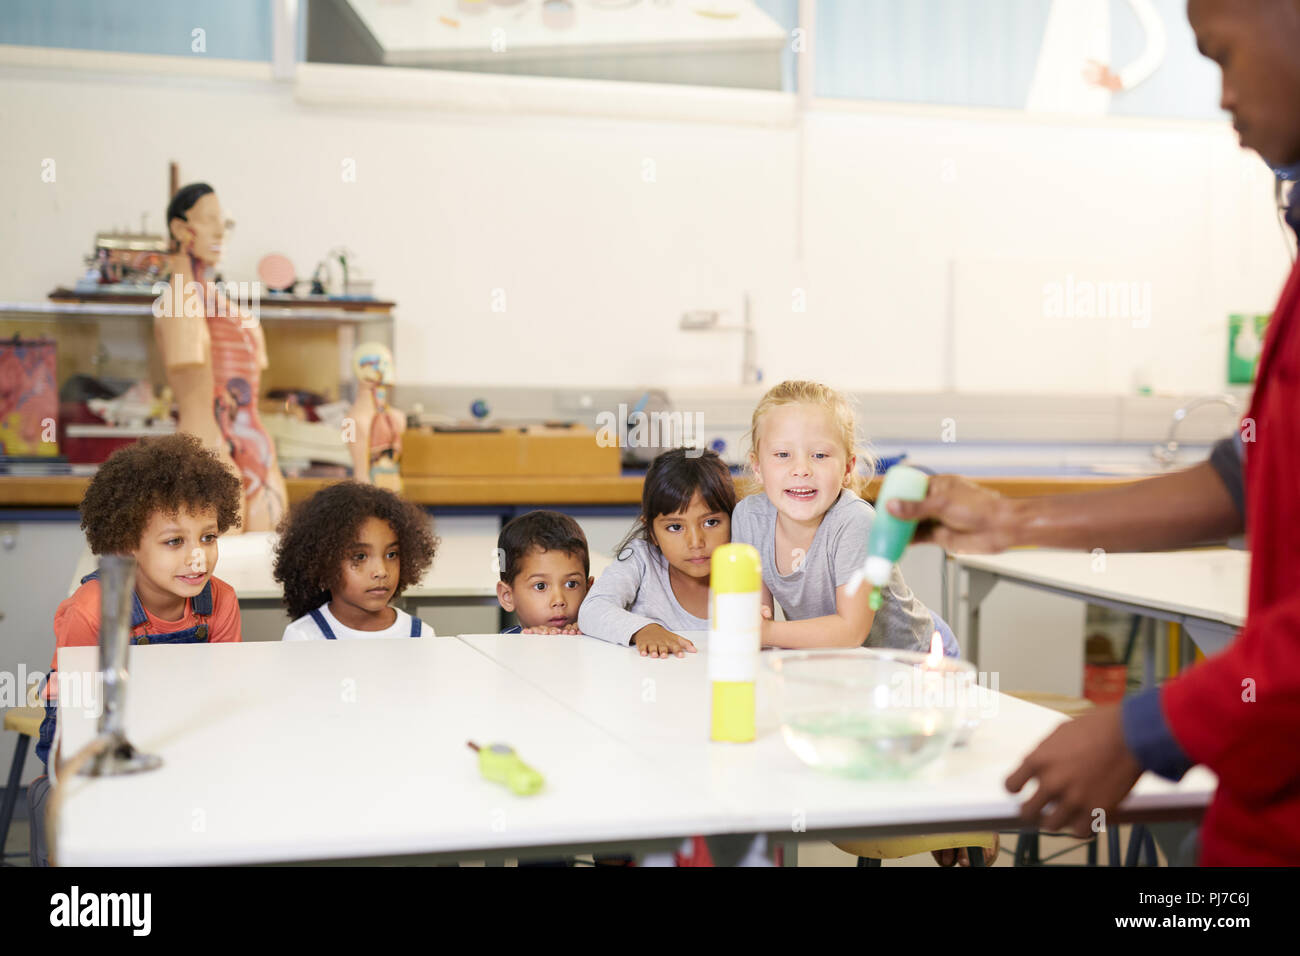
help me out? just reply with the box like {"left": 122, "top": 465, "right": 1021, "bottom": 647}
{"left": 44, "top": 575, "right": 241, "bottom": 701}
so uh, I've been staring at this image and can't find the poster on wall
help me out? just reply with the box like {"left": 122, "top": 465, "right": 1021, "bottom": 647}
{"left": 813, "top": 0, "right": 1225, "bottom": 122}
{"left": 0, "top": 337, "right": 59, "bottom": 458}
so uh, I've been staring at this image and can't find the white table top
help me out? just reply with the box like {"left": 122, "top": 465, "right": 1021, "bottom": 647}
{"left": 461, "top": 633, "right": 1217, "bottom": 834}
{"left": 54, "top": 641, "right": 724, "bottom": 866}
{"left": 52, "top": 634, "right": 1215, "bottom": 865}
{"left": 349, "top": 0, "right": 786, "bottom": 64}
{"left": 68, "top": 525, "right": 611, "bottom": 602}
{"left": 951, "top": 548, "right": 1248, "bottom": 628}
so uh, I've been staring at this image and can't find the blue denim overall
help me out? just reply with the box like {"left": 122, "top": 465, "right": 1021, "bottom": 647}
{"left": 308, "top": 606, "right": 423, "bottom": 638}
{"left": 35, "top": 570, "right": 215, "bottom": 767}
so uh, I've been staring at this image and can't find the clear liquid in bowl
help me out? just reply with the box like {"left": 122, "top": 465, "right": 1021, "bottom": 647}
{"left": 782, "top": 709, "right": 958, "bottom": 778}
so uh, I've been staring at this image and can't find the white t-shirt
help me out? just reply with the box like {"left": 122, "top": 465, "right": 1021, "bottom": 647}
{"left": 281, "top": 603, "right": 433, "bottom": 641}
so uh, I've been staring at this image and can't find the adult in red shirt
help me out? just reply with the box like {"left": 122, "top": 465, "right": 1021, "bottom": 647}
{"left": 891, "top": 0, "right": 1300, "bottom": 866}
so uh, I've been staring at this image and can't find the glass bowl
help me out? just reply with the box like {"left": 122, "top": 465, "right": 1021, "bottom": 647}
{"left": 766, "top": 648, "right": 980, "bottom": 779}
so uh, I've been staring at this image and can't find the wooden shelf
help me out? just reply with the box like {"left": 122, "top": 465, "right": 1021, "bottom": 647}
{"left": 45, "top": 289, "right": 395, "bottom": 313}
{"left": 0, "top": 295, "right": 396, "bottom": 408}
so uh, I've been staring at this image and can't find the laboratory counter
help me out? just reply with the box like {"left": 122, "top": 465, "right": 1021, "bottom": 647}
{"left": 0, "top": 474, "right": 1142, "bottom": 512}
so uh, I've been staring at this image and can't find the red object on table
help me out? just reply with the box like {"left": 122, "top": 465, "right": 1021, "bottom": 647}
{"left": 1083, "top": 663, "right": 1127, "bottom": 705}
{"left": 57, "top": 401, "right": 138, "bottom": 464}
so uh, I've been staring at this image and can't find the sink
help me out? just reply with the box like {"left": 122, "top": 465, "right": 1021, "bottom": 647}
{"left": 1083, "top": 463, "right": 1167, "bottom": 476}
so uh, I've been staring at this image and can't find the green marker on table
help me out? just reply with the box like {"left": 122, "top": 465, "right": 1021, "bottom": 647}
{"left": 467, "top": 741, "right": 544, "bottom": 796}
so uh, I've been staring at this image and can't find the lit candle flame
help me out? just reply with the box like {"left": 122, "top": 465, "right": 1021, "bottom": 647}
{"left": 924, "top": 630, "right": 944, "bottom": 668}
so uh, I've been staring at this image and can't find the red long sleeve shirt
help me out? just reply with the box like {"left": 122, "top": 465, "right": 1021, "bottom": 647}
{"left": 1160, "top": 258, "right": 1300, "bottom": 865}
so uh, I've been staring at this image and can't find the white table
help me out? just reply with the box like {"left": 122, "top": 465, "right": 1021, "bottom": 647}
{"left": 67, "top": 523, "right": 611, "bottom": 613}
{"left": 951, "top": 548, "right": 1248, "bottom": 670}
{"left": 461, "top": 633, "right": 1215, "bottom": 844}
{"left": 53, "top": 641, "right": 725, "bottom": 865}
{"left": 52, "top": 635, "right": 1215, "bottom": 865}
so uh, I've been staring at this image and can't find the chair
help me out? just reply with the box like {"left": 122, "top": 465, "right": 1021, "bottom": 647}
{"left": 837, "top": 833, "right": 999, "bottom": 867}
{"left": 1, "top": 683, "right": 45, "bottom": 865}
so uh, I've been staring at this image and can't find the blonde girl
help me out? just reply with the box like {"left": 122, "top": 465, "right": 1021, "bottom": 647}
{"left": 732, "top": 380, "right": 957, "bottom": 654}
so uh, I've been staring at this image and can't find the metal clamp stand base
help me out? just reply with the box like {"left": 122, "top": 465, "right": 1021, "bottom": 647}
{"left": 82, "top": 734, "right": 163, "bottom": 777}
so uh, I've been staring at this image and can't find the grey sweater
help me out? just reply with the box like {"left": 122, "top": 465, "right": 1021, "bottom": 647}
{"left": 577, "top": 537, "right": 708, "bottom": 645}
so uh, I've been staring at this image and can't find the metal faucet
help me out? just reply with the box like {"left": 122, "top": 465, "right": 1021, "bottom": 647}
{"left": 1151, "top": 394, "right": 1240, "bottom": 468}
{"left": 679, "top": 292, "right": 759, "bottom": 385}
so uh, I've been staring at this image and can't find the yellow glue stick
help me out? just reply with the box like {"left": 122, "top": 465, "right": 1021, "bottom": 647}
{"left": 709, "top": 543, "right": 761, "bottom": 743}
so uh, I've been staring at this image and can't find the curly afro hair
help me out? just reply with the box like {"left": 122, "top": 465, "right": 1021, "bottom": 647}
{"left": 80, "top": 432, "right": 242, "bottom": 555}
{"left": 273, "top": 481, "right": 438, "bottom": 620}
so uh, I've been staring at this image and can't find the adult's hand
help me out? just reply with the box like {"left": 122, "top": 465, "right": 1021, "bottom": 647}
{"left": 1005, "top": 706, "right": 1144, "bottom": 837}
{"left": 886, "top": 474, "right": 1015, "bottom": 553}
{"left": 887, "top": 461, "right": 1242, "bottom": 555}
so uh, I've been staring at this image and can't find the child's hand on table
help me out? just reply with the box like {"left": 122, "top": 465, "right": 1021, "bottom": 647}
{"left": 633, "top": 624, "right": 697, "bottom": 659}
{"left": 520, "top": 625, "right": 582, "bottom": 635}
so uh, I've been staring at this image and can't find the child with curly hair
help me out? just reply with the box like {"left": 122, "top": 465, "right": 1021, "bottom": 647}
{"left": 35, "top": 432, "right": 244, "bottom": 765}
{"left": 27, "top": 433, "right": 244, "bottom": 865}
{"left": 274, "top": 482, "right": 438, "bottom": 640}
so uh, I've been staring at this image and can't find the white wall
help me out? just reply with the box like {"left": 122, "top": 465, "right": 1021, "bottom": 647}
{"left": 0, "top": 51, "right": 1289, "bottom": 395}
{"left": 801, "top": 105, "right": 1290, "bottom": 393}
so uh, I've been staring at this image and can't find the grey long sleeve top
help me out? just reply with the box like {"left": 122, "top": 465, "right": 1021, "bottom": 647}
{"left": 577, "top": 538, "right": 708, "bottom": 645}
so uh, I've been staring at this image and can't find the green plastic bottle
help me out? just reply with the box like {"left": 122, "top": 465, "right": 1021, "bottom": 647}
{"left": 863, "top": 465, "right": 930, "bottom": 610}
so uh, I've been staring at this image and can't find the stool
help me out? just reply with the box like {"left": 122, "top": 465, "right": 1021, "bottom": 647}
{"left": 836, "top": 832, "right": 999, "bottom": 867}
{"left": 1, "top": 704, "right": 44, "bottom": 865}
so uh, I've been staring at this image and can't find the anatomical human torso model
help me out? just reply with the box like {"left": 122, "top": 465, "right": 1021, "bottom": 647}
{"left": 347, "top": 342, "right": 405, "bottom": 493}
{"left": 156, "top": 183, "right": 287, "bottom": 531}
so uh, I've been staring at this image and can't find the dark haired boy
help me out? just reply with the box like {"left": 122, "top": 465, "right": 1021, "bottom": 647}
{"left": 495, "top": 510, "right": 592, "bottom": 633}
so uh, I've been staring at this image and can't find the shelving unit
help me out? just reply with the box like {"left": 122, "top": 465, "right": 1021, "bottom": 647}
{"left": 0, "top": 293, "right": 396, "bottom": 406}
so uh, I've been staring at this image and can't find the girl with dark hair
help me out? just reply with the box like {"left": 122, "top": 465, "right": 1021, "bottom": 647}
{"left": 577, "top": 448, "right": 736, "bottom": 658}
{"left": 273, "top": 482, "right": 438, "bottom": 640}
{"left": 157, "top": 182, "right": 288, "bottom": 532}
